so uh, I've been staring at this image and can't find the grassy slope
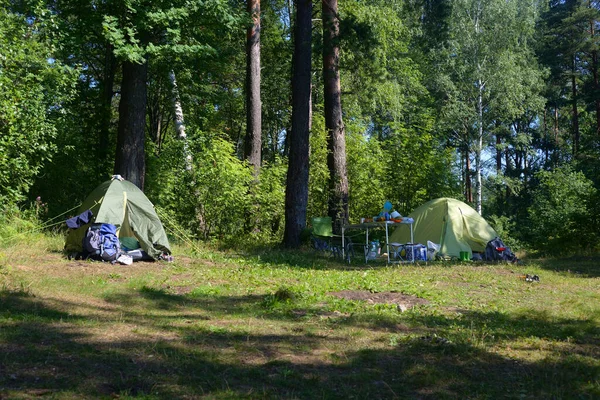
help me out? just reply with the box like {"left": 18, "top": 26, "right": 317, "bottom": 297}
{"left": 0, "top": 234, "right": 599, "bottom": 399}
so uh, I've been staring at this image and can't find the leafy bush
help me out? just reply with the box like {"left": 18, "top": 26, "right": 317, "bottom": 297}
{"left": 527, "top": 166, "right": 598, "bottom": 254}
{"left": 149, "top": 134, "right": 286, "bottom": 243}
{"left": 185, "top": 136, "right": 253, "bottom": 240}
{"left": 307, "top": 114, "right": 330, "bottom": 221}
{"left": 250, "top": 158, "right": 287, "bottom": 242}
{"left": 0, "top": 7, "right": 76, "bottom": 208}
{"left": 487, "top": 215, "right": 523, "bottom": 253}
{"left": 0, "top": 204, "right": 46, "bottom": 249}
{"left": 346, "top": 129, "right": 387, "bottom": 221}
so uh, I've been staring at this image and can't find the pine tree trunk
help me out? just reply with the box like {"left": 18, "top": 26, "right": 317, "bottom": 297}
{"left": 99, "top": 44, "right": 116, "bottom": 172}
{"left": 114, "top": 60, "right": 148, "bottom": 190}
{"left": 571, "top": 55, "right": 580, "bottom": 155}
{"left": 505, "top": 147, "right": 511, "bottom": 199}
{"left": 495, "top": 124, "right": 502, "bottom": 174}
{"left": 543, "top": 108, "right": 548, "bottom": 164}
{"left": 283, "top": 0, "right": 312, "bottom": 248}
{"left": 589, "top": 2, "right": 600, "bottom": 137}
{"left": 323, "top": 0, "right": 348, "bottom": 234}
{"left": 475, "top": 79, "right": 483, "bottom": 215}
{"left": 245, "top": 0, "right": 262, "bottom": 174}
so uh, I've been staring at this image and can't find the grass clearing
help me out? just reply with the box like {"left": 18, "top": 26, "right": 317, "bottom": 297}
{"left": 1, "top": 236, "right": 599, "bottom": 399}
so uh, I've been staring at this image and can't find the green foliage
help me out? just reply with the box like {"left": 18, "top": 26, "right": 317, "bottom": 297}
{"left": 0, "top": 4, "right": 76, "bottom": 207}
{"left": 184, "top": 135, "right": 253, "bottom": 240}
{"left": 307, "top": 114, "right": 330, "bottom": 220}
{"left": 148, "top": 133, "right": 286, "bottom": 243}
{"left": 249, "top": 158, "right": 287, "bottom": 242}
{"left": 487, "top": 215, "right": 522, "bottom": 253}
{"left": 345, "top": 127, "right": 387, "bottom": 221}
{"left": 383, "top": 125, "right": 460, "bottom": 214}
{"left": 0, "top": 203, "right": 47, "bottom": 249}
{"left": 2, "top": 0, "right": 599, "bottom": 257}
{"left": 528, "top": 166, "right": 598, "bottom": 254}
{"left": 101, "top": 0, "right": 243, "bottom": 63}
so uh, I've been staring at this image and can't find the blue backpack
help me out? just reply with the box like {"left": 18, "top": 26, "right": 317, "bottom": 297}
{"left": 83, "top": 223, "right": 121, "bottom": 261}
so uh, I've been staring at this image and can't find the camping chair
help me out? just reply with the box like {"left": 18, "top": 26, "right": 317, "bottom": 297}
{"left": 311, "top": 217, "right": 355, "bottom": 263}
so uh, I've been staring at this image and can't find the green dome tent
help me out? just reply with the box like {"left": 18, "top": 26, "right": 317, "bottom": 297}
{"left": 65, "top": 176, "right": 171, "bottom": 260}
{"left": 389, "top": 198, "right": 497, "bottom": 259}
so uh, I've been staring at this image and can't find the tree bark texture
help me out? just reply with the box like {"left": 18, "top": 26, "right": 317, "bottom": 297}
{"left": 99, "top": 43, "right": 116, "bottom": 170}
{"left": 114, "top": 60, "right": 148, "bottom": 190}
{"left": 590, "top": 15, "right": 600, "bottom": 136}
{"left": 322, "top": 0, "right": 348, "bottom": 234}
{"left": 571, "top": 55, "right": 580, "bottom": 155}
{"left": 465, "top": 148, "right": 472, "bottom": 204}
{"left": 496, "top": 133, "right": 501, "bottom": 174}
{"left": 283, "top": 0, "right": 312, "bottom": 248}
{"left": 475, "top": 79, "right": 483, "bottom": 215}
{"left": 245, "top": 0, "right": 262, "bottom": 174}
{"left": 169, "top": 71, "right": 192, "bottom": 171}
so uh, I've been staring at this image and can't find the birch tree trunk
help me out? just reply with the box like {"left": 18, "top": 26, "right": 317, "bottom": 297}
{"left": 169, "top": 71, "right": 192, "bottom": 171}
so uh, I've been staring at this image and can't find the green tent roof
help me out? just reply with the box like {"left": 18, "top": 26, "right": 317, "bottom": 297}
{"left": 389, "top": 198, "right": 497, "bottom": 259}
{"left": 65, "top": 177, "right": 171, "bottom": 259}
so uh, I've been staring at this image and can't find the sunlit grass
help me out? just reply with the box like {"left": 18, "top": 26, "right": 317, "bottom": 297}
{"left": 0, "top": 232, "right": 599, "bottom": 399}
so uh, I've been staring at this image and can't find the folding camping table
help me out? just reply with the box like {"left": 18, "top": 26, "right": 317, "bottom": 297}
{"left": 341, "top": 220, "right": 414, "bottom": 263}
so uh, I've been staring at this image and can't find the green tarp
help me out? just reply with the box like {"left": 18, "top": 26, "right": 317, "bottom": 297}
{"left": 389, "top": 197, "right": 497, "bottom": 259}
{"left": 65, "top": 177, "right": 171, "bottom": 259}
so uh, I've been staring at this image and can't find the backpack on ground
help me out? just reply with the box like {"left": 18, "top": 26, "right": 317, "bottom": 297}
{"left": 484, "top": 237, "right": 517, "bottom": 263}
{"left": 82, "top": 223, "right": 121, "bottom": 262}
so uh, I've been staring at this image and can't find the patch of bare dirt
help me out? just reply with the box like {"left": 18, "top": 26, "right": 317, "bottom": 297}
{"left": 328, "top": 290, "right": 430, "bottom": 309}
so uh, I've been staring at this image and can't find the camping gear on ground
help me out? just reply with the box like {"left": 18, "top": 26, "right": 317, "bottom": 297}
{"left": 311, "top": 216, "right": 336, "bottom": 251}
{"left": 389, "top": 198, "right": 498, "bottom": 260}
{"left": 484, "top": 237, "right": 517, "bottom": 263}
{"left": 520, "top": 274, "right": 539, "bottom": 282}
{"left": 116, "top": 254, "right": 133, "bottom": 265}
{"left": 365, "top": 240, "right": 380, "bottom": 261}
{"left": 426, "top": 241, "right": 440, "bottom": 261}
{"left": 404, "top": 244, "right": 427, "bottom": 261}
{"left": 342, "top": 218, "right": 415, "bottom": 264}
{"left": 65, "top": 175, "right": 171, "bottom": 260}
{"left": 311, "top": 216, "right": 353, "bottom": 262}
{"left": 82, "top": 223, "right": 122, "bottom": 261}
{"left": 125, "top": 248, "right": 154, "bottom": 261}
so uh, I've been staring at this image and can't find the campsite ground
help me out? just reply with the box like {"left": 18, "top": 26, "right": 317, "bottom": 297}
{"left": 1, "top": 234, "right": 599, "bottom": 399}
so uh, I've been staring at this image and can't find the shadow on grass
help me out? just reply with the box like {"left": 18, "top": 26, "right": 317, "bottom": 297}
{"left": 230, "top": 245, "right": 534, "bottom": 273}
{"left": 1, "top": 287, "right": 599, "bottom": 399}
{"left": 233, "top": 245, "right": 426, "bottom": 272}
{"left": 531, "top": 256, "right": 600, "bottom": 278}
